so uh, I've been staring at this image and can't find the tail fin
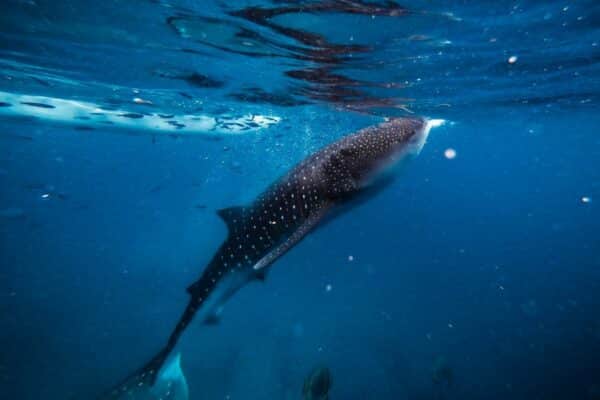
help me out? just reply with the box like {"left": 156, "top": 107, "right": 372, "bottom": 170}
{"left": 98, "top": 351, "right": 189, "bottom": 400}
{"left": 151, "top": 353, "right": 189, "bottom": 400}
{"left": 98, "top": 298, "right": 200, "bottom": 399}
{"left": 97, "top": 348, "right": 170, "bottom": 399}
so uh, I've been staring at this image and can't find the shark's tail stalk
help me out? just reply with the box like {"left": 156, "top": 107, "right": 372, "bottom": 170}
{"left": 98, "top": 297, "right": 202, "bottom": 399}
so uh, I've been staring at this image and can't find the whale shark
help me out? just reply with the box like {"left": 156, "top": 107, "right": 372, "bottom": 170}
{"left": 100, "top": 117, "right": 444, "bottom": 398}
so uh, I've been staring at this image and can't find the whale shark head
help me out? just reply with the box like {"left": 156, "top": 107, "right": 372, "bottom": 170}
{"left": 323, "top": 117, "right": 444, "bottom": 197}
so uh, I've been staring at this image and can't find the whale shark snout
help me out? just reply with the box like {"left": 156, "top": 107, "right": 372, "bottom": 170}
{"left": 409, "top": 118, "right": 446, "bottom": 155}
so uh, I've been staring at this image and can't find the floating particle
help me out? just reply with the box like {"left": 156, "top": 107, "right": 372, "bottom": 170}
{"left": 448, "top": 322, "right": 454, "bottom": 328}
{"left": 325, "top": 284, "right": 332, "bottom": 292}
{"left": 292, "top": 322, "right": 304, "bottom": 338}
{"left": 521, "top": 299, "right": 538, "bottom": 316}
{"left": 508, "top": 55, "right": 518, "bottom": 64}
{"left": 348, "top": 255, "right": 354, "bottom": 262}
{"left": 442, "top": 12, "right": 462, "bottom": 21}
{"left": 380, "top": 311, "right": 392, "bottom": 321}
{"left": 581, "top": 196, "right": 591, "bottom": 203}
{"left": 444, "top": 148, "right": 457, "bottom": 159}
{"left": 41, "top": 193, "right": 50, "bottom": 199}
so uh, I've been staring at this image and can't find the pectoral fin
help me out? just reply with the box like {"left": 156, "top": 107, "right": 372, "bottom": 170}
{"left": 253, "top": 205, "right": 331, "bottom": 272}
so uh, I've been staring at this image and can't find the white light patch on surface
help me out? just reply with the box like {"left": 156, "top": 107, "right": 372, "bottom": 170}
{"left": 0, "top": 91, "right": 280, "bottom": 135}
{"left": 133, "top": 97, "right": 153, "bottom": 105}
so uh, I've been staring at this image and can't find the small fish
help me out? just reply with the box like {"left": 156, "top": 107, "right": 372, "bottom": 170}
{"left": 0, "top": 207, "right": 26, "bottom": 219}
{"left": 303, "top": 366, "right": 332, "bottom": 400}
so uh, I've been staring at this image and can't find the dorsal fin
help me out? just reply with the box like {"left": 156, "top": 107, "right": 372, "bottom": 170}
{"left": 217, "top": 206, "right": 245, "bottom": 233}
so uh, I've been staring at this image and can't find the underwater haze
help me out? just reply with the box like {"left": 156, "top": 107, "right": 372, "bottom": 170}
{"left": 1, "top": 0, "right": 599, "bottom": 399}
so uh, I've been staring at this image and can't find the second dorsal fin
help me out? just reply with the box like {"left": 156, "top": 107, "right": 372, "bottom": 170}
{"left": 217, "top": 206, "right": 245, "bottom": 233}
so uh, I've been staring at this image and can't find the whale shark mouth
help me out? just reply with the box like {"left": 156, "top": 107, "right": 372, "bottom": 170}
{"left": 0, "top": 91, "right": 281, "bottom": 135}
{"left": 425, "top": 118, "right": 446, "bottom": 131}
{"left": 412, "top": 118, "right": 446, "bottom": 154}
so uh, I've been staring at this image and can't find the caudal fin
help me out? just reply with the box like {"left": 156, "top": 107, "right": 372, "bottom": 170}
{"left": 97, "top": 298, "right": 200, "bottom": 399}
{"left": 151, "top": 353, "right": 189, "bottom": 400}
{"left": 98, "top": 350, "right": 189, "bottom": 400}
{"left": 98, "top": 348, "right": 170, "bottom": 399}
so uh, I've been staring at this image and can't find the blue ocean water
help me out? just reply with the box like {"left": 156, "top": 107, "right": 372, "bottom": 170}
{"left": 1, "top": 1, "right": 599, "bottom": 399}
